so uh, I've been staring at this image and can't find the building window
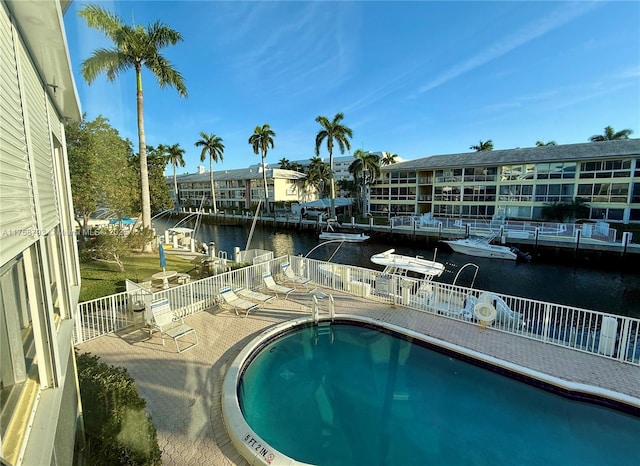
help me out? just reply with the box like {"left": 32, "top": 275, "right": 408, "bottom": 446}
{"left": 0, "top": 256, "right": 36, "bottom": 443}
{"left": 579, "top": 159, "right": 632, "bottom": 179}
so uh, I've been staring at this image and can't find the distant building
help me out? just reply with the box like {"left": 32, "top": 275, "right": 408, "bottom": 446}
{"left": 169, "top": 166, "right": 313, "bottom": 212}
{"left": 373, "top": 140, "right": 640, "bottom": 224}
{"left": 1, "top": 1, "right": 84, "bottom": 465}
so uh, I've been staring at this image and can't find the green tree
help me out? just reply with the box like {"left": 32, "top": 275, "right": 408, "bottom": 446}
{"left": 306, "top": 156, "right": 330, "bottom": 198}
{"left": 160, "top": 143, "right": 186, "bottom": 210}
{"left": 589, "top": 125, "right": 633, "bottom": 142}
{"left": 535, "top": 140, "right": 556, "bottom": 146}
{"left": 470, "top": 140, "right": 494, "bottom": 151}
{"left": 315, "top": 113, "right": 353, "bottom": 218}
{"left": 381, "top": 151, "right": 398, "bottom": 166}
{"left": 278, "top": 158, "right": 291, "bottom": 170}
{"left": 66, "top": 115, "right": 135, "bottom": 229}
{"left": 349, "top": 150, "right": 381, "bottom": 215}
{"left": 129, "top": 147, "right": 174, "bottom": 213}
{"left": 195, "top": 132, "right": 225, "bottom": 213}
{"left": 79, "top": 4, "right": 188, "bottom": 251}
{"left": 249, "top": 124, "right": 276, "bottom": 214}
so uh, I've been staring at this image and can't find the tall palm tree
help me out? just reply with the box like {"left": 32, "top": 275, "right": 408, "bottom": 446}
{"left": 381, "top": 151, "right": 398, "bottom": 166}
{"left": 589, "top": 126, "right": 633, "bottom": 142}
{"left": 162, "top": 143, "right": 185, "bottom": 210}
{"left": 248, "top": 124, "right": 276, "bottom": 214}
{"left": 349, "top": 150, "right": 381, "bottom": 215}
{"left": 315, "top": 113, "right": 353, "bottom": 218}
{"left": 535, "top": 140, "right": 556, "bottom": 146}
{"left": 470, "top": 140, "right": 493, "bottom": 151}
{"left": 195, "top": 132, "right": 224, "bottom": 213}
{"left": 79, "top": 4, "right": 187, "bottom": 245}
{"left": 306, "top": 156, "right": 330, "bottom": 198}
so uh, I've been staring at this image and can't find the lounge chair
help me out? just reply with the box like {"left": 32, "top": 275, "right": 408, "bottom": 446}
{"left": 281, "top": 262, "right": 314, "bottom": 291}
{"left": 262, "top": 272, "right": 295, "bottom": 299}
{"left": 237, "top": 288, "right": 275, "bottom": 304}
{"left": 220, "top": 287, "right": 260, "bottom": 317}
{"left": 149, "top": 298, "right": 198, "bottom": 352}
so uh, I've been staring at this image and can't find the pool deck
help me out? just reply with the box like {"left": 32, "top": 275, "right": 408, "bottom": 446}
{"left": 77, "top": 289, "right": 640, "bottom": 466}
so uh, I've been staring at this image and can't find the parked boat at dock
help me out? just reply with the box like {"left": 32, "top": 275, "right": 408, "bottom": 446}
{"left": 370, "top": 248, "right": 445, "bottom": 280}
{"left": 444, "top": 234, "right": 531, "bottom": 261}
{"left": 318, "top": 219, "right": 370, "bottom": 242}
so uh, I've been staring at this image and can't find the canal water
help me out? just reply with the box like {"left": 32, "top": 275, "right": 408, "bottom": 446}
{"left": 155, "top": 219, "right": 640, "bottom": 318}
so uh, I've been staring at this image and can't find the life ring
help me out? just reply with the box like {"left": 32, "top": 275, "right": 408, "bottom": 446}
{"left": 474, "top": 301, "right": 497, "bottom": 322}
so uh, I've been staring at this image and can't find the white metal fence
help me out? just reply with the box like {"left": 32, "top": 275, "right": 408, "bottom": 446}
{"left": 74, "top": 255, "right": 640, "bottom": 366}
{"left": 392, "top": 215, "right": 618, "bottom": 242}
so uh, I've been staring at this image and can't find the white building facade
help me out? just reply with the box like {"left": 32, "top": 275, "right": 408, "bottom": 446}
{"left": 1, "top": 1, "right": 83, "bottom": 465}
{"left": 372, "top": 140, "right": 640, "bottom": 224}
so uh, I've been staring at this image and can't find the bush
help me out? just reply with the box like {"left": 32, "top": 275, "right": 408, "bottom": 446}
{"left": 76, "top": 352, "right": 162, "bottom": 465}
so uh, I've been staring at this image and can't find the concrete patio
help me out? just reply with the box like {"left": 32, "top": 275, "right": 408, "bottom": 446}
{"left": 76, "top": 289, "right": 640, "bottom": 465}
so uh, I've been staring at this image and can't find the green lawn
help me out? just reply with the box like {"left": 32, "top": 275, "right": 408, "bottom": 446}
{"left": 79, "top": 252, "right": 195, "bottom": 302}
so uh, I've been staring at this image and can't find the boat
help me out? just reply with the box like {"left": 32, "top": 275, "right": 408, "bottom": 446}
{"left": 370, "top": 248, "right": 445, "bottom": 280}
{"left": 444, "top": 235, "right": 531, "bottom": 261}
{"left": 318, "top": 219, "right": 370, "bottom": 242}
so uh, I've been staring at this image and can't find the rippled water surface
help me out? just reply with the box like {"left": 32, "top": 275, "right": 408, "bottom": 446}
{"left": 154, "top": 218, "right": 640, "bottom": 317}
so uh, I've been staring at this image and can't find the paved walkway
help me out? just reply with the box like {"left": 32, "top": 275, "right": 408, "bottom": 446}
{"left": 77, "top": 289, "right": 640, "bottom": 465}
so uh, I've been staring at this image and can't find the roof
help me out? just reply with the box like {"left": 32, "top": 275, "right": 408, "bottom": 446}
{"left": 382, "top": 139, "right": 640, "bottom": 171}
{"left": 172, "top": 167, "right": 307, "bottom": 183}
{"left": 6, "top": 0, "right": 81, "bottom": 122}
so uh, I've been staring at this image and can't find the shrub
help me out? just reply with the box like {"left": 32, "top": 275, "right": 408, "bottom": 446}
{"left": 76, "top": 352, "right": 162, "bottom": 465}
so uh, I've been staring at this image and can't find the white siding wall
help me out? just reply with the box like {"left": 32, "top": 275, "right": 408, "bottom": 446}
{"left": 0, "top": 8, "right": 37, "bottom": 265}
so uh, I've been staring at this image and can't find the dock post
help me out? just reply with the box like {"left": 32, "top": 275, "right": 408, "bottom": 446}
{"left": 535, "top": 227, "right": 540, "bottom": 248}
{"left": 622, "top": 231, "right": 632, "bottom": 256}
{"left": 574, "top": 228, "right": 581, "bottom": 252}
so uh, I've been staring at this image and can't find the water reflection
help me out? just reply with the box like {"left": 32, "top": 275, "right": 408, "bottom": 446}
{"left": 151, "top": 219, "right": 640, "bottom": 317}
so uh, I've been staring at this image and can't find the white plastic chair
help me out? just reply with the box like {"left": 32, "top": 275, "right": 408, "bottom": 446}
{"left": 149, "top": 298, "right": 198, "bottom": 352}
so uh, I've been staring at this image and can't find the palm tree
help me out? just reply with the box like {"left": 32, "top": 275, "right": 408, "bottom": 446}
{"left": 381, "top": 151, "right": 398, "bottom": 166}
{"left": 278, "top": 158, "right": 291, "bottom": 170}
{"left": 195, "top": 132, "right": 224, "bottom": 213}
{"left": 315, "top": 113, "right": 353, "bottom": 218}
{"left": 162, "top": 143, "right": 185, "bottom": 210}
{"left": 589, "top": 126, "right": 633, "bottom": 142}
{"left": 249, "top": 124, "right": 276, "bottom": 214}
{"left": 349, "top": 150, "right": 381, "bottom": 215}
{"left": 470, "top": 140, "right": 493, "bottom": 151}
{"left": 79, "top": 4, "right": 187, "bottom": 246}
{"left": 306, "top": 156, "right": 330, "bottom": 198}
{"left": 535, "top": 140, "right": 557, "bottom": 146}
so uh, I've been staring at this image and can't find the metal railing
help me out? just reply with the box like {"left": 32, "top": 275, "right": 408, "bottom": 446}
{"left": 393, "top": 215, "right": 618, "bottom": 242}
{"left": 73, "top": 255, "right": 639, "bottom": 366}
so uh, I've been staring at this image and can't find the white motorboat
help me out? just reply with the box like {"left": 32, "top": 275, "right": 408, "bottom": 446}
{"left": 370, "top": 249, "right": 445, "bottom": 280}
{"left": 444, "top": 235, "right": 530, "bottom": 261}
{"left": 319, "top": 220, "right": 369, "bottom": 242}
{"left": 319, "top": 231, "right": 370, "bottom": 241}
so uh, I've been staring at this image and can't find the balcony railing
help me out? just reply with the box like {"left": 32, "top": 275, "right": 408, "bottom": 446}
{"left": 73, "top": 255, "right": 638, "bottom": 366}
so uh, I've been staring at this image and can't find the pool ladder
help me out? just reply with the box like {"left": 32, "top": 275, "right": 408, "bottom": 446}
{"left": 312, "top": 294, "right": 335, "bottom": 324}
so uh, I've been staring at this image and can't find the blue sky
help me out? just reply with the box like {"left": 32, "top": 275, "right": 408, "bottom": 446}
{"left": 63, "top": 1, "right": 640, "bottom": 174}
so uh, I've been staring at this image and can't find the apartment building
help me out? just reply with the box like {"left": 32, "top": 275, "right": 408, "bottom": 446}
{"left": 1, "top": 1, "right": 84, "bottom": 465}
{"left": 170, "top": 165, "right": 313, "bottom": 211}
{"left": 372, "top": 140, "right": 640, "bottom": 224}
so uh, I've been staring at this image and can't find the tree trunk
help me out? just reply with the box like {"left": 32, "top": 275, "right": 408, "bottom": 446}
{"left": 210, "top": 158, "right": 217, "bottom": 214}
{"left": 136, "top": 65, "right": 152, "bottom": 253}
{"left": 262, "top": 154, "right": 270, "bottom": 214}
{"left": 173, "top": 166, "right": 179, "bottom": 211}
{"left": 329, "top": 150, "right": 336, "bottom": 218}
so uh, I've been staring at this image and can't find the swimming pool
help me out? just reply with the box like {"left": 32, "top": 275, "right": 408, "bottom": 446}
{"left": 224, "top": 318, "right": 640, "bottom": 465}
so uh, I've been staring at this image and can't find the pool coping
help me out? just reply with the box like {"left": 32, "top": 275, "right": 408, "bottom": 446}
{"left": 222, "top": 314, "right": 640, "bottom": 466}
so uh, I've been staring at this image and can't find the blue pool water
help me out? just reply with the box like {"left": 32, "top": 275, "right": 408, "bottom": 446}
{"left": 239, "top": 323, "right": 639, "bottom": 465}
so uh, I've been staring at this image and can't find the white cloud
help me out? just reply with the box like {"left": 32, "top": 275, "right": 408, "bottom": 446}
{"left": 417, "top": 2, "right": 601, "bottom": 94}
